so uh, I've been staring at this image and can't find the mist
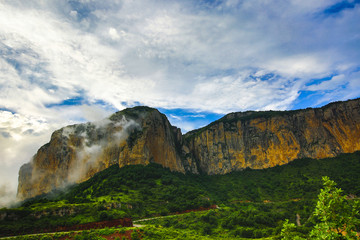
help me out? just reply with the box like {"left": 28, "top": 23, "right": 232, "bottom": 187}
{"left": 0, "top": 183, "right": 17, "bottom": 208}
{"left": 66, "top": 116, "right": 140, "bottom": 185}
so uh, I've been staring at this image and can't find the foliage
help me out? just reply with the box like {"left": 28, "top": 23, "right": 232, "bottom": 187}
{"left": 140, "top": 225, "right": 235, "bottom": 240}
{"left": 309, "top": 176, "right": 360, "bottom": 239}
{"left": 97, "top": 227, "right": 116, "bottom": 235}
{"left": 59, "top": 151, "right": 360, "bottom": 204}
{"left": 1, "top": 152, "right": 360, "bottom": 237}
{"left": 281, "top": 177, "right": 360, "bottom": 240}
{"left": 280, "top": 220, "right": 306, "bottom": 240}
{"left": 131, "top": 230, "right": 141, "bottom": 240}
{"left": 142, "top": 200, "right": 313, "bottom": 239}
{"left": 73, "top": 230, "right": 104, "bottom": 240}
{"left": 40, "top": 236, "right": 53, "bottom": 240}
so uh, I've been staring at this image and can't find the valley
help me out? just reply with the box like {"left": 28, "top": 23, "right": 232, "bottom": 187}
{"left": 1, "top": 152, "right": 360, "bottom": 239}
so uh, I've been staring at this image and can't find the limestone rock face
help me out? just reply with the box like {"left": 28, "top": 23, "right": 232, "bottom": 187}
{"left": 17, "top": 99, "right": 360, "bottom": 200}
{"left": 184, "top": 98, "right": 360, "bottom": 174}
{"left": 17, "top": 107, "right": 192, "bottom": 200}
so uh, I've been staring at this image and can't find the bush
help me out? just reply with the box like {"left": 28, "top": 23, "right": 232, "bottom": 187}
{"left": 73, "top": 230, "right": 98, "bottom": 240}
{"left": 281, "top": 177, "right": 360, "bottom": 240}
{"left": 98, "top": 227, "right": 115, "bottom": 235}
{"left": 99, "top": 211, "right": 113, "bottom": 221}
{"left": 40, "top": 235, "right": 53, "bottom": 240}
{"left": 310, "top": 177, "right": 360, "bottom": 239}
{"left": 131, "top": 230, "right": 140, "bottom": 240}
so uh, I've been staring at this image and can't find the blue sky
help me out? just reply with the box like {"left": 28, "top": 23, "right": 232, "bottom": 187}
{"left": 0, "top": 0, "right": 360, "bottom": 205}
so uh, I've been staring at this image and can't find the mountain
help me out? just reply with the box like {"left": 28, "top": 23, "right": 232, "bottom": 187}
{"left": 18, "top": 106, "right": 195, "bottom": 200}
{"left": 17, "top": 98, "right": 360, "bottom": 199}
{"left": 184, "top": 98, "right": 360, "bottom": 174}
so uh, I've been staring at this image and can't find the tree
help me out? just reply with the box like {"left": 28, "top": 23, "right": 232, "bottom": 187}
{"left": 310, "top": 176, "right": 359, "bottom": 240}
{"left": 281, "top": 176, "right": 359, "bottom": 240}
{"left": 280, "top": 219, "right": 305, "bottom": 240}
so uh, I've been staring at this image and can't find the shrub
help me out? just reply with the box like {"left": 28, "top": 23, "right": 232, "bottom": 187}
{"left": 40, "top": 235, "right": 53, "bottom": 240}
{"left": 131, "top": 230, "right": 140, "bottom": 240}
{"left": 281, "top": 177, "right": 360, "bottom": 240}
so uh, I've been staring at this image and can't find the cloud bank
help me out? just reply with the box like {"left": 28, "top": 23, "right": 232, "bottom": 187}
{"left": 0, "top": 0, "right": 359, "bottom": 205}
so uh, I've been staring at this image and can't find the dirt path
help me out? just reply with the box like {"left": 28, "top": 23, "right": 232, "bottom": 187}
{"left": 133, "top": 224, "right": 146, "bottom": 227}
{"left": 133, "top": 215, "right": 168, "bottom": 223}
{"left": 133, "top": 204, "right": 219, "bottom": 225}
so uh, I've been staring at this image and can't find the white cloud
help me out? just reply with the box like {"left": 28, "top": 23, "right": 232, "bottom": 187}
{"left": 108, "top": 27, "right": 120, "bottom": 40}
{"left": 70, "top": 10, "right": 78, "bottom": 18}
{"left": 264, "top": 55, "right": 330, "bottom": 78}
{"left": 307, "top": 70, "right": 360, "bottom": 107}
{"left": 307, "top": 74, "right": 347, "bottom": 91}
{"left": 2, "top": 0, "right": 357, "bottom": 115}
{"left": 0, "top": 105, "right": 114, "bottom": 204}
{"left": 169, "top": 114, "right": 182, "bottom": 121}
{"left": 0, "top": 110, "right": 56, "bottom": 205}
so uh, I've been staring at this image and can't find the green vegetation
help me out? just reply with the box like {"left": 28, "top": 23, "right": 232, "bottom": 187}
{"left": 140, "top": 200, "right": 313, "bottom": 239}
{"left": 281, "top": 177, "right": 360, "bottom": 239}
{"left": 59, "top": 163, "right": 211, "bottom": 216}
{"left": 1, "top": 152, "right": 360, "bottom": 238}
{"left": 2, "top": 227, "right": 132, "bottom": 240}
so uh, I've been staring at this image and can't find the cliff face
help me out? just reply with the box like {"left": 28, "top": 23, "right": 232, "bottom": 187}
{"left": 18, "top": 99, "right": 360, "bottom": 200}
{"left": 17, "top": 107, "right": 193, "bottom": 200}
{"left": 184, "top": 98, "right": 360, "bottom": 174}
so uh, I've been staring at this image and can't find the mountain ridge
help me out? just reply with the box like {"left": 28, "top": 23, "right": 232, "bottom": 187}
{"left": 18, "top": 98, "right": 360, "bottom": 199}
{"left": 183, "top": 97, "right": 360, "bottom": 174}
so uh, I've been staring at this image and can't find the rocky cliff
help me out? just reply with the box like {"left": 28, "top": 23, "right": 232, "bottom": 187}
{"left": 17, "top": 99, "right": 360, "bottom": 199}
{"left": 184, "top": 98, "right": 360, "bottom": 174}
{"left": 17, "top": 107, "right": 195, "bottom": 200}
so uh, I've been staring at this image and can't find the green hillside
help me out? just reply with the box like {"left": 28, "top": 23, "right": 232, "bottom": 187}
{"left": 1, "top": 152, "right": 360, "bottom": 238}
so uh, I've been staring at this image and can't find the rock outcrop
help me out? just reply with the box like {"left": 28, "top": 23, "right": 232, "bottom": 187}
{"left": 17, "top": 99, "right": 360, "bottom": 199}
{"left": 184, "top": 98, "right": 360, "bottom": 174}
{"left": 18, "top": 107, "right": 194, "bottom": 200}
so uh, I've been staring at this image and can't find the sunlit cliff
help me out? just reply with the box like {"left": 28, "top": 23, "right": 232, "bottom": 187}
{"left": 184, "top": 98, "right": 360, "bottom": 174}
{"left": 18, "top": 98, "right": 360, "bottom": 199}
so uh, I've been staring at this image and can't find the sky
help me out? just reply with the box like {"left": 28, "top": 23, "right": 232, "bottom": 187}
{"left": 0, "top": 0, "right": 359, "bottom": 207}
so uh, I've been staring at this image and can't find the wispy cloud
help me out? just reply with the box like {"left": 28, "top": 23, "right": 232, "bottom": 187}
{"left": 1, "top": 0, "right": 359, "bottom": 114}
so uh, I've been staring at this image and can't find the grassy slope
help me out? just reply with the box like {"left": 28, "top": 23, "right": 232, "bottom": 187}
{"left": 61, "top": 151, "right": 360, "bottom": 203}
{"left": 1, "top": 151, "right": 360, "bottom": 237}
